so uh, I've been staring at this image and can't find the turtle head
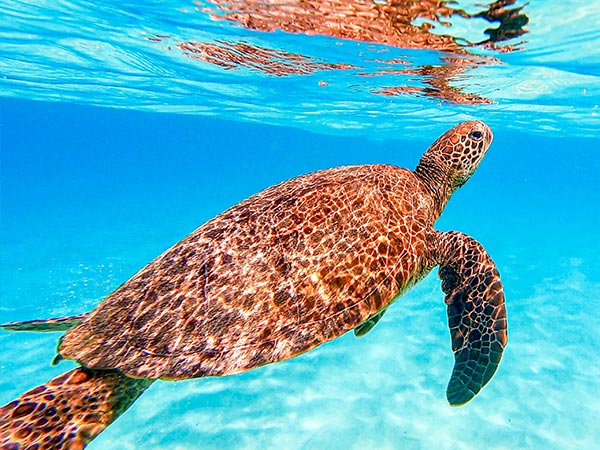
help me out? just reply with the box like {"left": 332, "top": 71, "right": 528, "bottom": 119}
{"left": 415, "top": 121, "right": 493, "bottom": 216}
{"left": 416, "top": 121, "right": 493, "bottom": 192}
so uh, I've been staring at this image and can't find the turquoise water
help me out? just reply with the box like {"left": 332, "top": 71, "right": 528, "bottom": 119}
{"left": 1, "top": 1, "right": 599, "bottom": 449}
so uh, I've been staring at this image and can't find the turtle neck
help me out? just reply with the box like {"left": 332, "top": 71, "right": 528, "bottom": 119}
{"left": 414, "top": 156, "right": 455, "bottom": 221}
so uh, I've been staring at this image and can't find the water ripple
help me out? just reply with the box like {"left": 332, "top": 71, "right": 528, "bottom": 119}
{"left": 0, "top": 0, "right": 598, "bottom": 138}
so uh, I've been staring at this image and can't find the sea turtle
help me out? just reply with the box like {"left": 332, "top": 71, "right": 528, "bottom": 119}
{"left": 0, "top": 120, "right": 507, "bottom": 449}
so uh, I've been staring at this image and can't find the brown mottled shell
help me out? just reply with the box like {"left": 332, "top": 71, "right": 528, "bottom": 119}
{"left": 59, "top": 164, "right": 435, "bottom": 380}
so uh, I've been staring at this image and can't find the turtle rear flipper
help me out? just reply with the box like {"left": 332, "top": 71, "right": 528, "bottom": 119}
{"left": 1, "top": 313, "right": 89, "bottom": 332}
{"left": 0, "top": 367, "right": 152, "bottom": 448}
{"left": 436, "top": 231, "right": 507, "bottom": 406}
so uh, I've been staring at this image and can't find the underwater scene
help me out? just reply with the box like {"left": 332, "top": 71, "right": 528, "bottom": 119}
{"left": 0, "top": 1, "right": 599, "bottom": 449}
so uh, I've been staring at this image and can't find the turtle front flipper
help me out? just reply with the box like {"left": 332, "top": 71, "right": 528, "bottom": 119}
{"left": 435, "top": 231, "right": 507, "bottom": 406}
{"left": 354, "top": 308, "right": 387, "bottom": 337}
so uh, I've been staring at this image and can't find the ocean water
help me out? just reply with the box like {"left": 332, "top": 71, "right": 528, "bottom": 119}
{"left": 1, "top": 1, "right": 599, "bottom": 449}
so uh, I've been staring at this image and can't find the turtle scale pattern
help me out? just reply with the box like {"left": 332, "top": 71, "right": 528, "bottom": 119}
{"left": 0, "top": 368, "right": 150, "bottom": 450}
{"left": 59, "top": 163, "right": 435, "bottom": 380}
{"left": 0, "top": 120, "right": 507, "bottom": 449}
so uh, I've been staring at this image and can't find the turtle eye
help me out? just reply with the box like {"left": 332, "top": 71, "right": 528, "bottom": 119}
{"left": 469, "top": 130, "right": 484, "bottom": 141}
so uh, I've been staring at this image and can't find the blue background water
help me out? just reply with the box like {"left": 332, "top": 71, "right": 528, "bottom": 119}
{"left": 1, "top": 0, "right": 600, "bottom": 449}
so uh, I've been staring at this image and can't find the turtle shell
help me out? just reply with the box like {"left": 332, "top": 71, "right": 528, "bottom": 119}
{"left": 59, "top": 164, "right": 433, "bottom": 380}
